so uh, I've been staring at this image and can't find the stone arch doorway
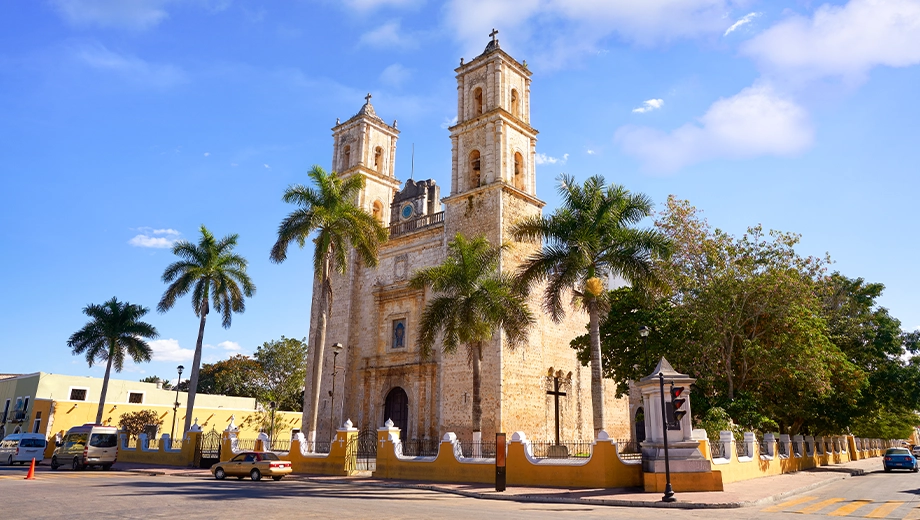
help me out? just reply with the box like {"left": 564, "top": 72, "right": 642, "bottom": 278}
{"left": 384, "top": 387, "right": 409, "bottom": 441}
{"left": 635, "top": 407, "right": 646, "bottom": 443}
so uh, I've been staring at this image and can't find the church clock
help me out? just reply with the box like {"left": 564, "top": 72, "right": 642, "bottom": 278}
{"left": 400, "top": 202, "right": 414, "bottom": 220}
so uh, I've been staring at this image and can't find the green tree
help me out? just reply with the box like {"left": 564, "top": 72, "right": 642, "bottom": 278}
{"left": 511, "top": 174, "right": 671, "bottom": 435}
{"left": 118, "top": 409, "right": 164, "bottom": 440}
{"left": 196, "top": 355, "right": 264, "bottom": 397}
{"left": 140, "top": 375, "right": 171, "bottom": 390}
{"left": 409, "top": 233, "right": 535, "bottom": 434}
{"left": 270, "top": 165, "right": 387, "bottom": 440}
{"left": 254, "top": 336, "right": 309, "bottom": 412}
{"left": 157, "top": 225, "right": 256, "bottom": 435}
{"left": 67, "top": 297, "right": 158, "bottom": 423}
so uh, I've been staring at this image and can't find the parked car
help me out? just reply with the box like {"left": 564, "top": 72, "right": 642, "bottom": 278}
{"left": 210, "top": 451, "right": 292, "bottom": 481}
{"left": 51, "top": 423, "right": 118, "bottom": 471}
{"left": 883, "top": 448, "right": 918, "bottom": 472}
{"left": 912, "top": 445, "right": 920, "bottom": 458}
{"left": 0, "top": 433, "right": 47, "bottom": 465}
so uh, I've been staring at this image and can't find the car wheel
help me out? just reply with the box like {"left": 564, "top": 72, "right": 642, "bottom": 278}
{"left": 214, "top": 467, "right": 226, "bottom": 480}
{"left": 6, "top": 456, "right": 12, "bottom": 466}
{"left": 272, "top": 476, "right": 283, "bottom": 481}
{"left": 51, "top": 457, "right": 59, "bottom": 470}
{"left": 72, "top": 458, "right": 83, "bottom": 471}
{"left": 250, "top": 469, "right": 262, "bottom": 481}
{"left": 884, "top": 467, "right": 891, "bottom": 472}
{"left": 102, "top": 464, "right": 112, "bottom": 471}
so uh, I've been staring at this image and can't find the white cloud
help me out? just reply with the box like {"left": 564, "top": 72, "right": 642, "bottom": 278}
{"left": 380, "top": 63, "right": 411, "bottom": 87}
{"left": 632, "top": 98, "right": 664, "bottom": 113}
{"left": 615, "top": 84, "right": 813, "bottom": 172}
{"left": 204, "top": 152, "right": 210, "bottom": 157}
{"left": 359, "top": 20, "right": 418, "bottom": 49}
{"left": 50, "top": 0, "right": 174, "bottom": 30}
{"left": 217, "top": 341, "right": 241, "bottom": 351}
{"left": 129, "top": 227, "right": 180, "bottom": 248}
{"left": 742, "top": 0, "right": 920, "bottom": 83}
{"left": 724, "top": 12, "right": 760, "bottom": 36}
{"left": 586, "top": 149, "right": 595, "bottom": 155}
{"left": 444, "top": 0, "right": 738, "bottom": 67}
{"left": 71, "top": 42, "right": 187, "bottom": 88}
{"left": 440, "top": 115, "right": 458, "bottom": 129}
{"left": 149, "top": 339, "right": 194, "bottom": 362}
{"left": 264, "top": 164, "right": 271, "bottom": 169}
{"left": 535, "top": 152, "right": 570, "bottom": 165}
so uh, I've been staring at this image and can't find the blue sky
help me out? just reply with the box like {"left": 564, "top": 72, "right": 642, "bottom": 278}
{"left": 2, "top": 0, "right": 919, "bottom": 383}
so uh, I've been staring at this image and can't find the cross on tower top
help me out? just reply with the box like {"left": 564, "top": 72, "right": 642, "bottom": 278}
{"left": 365, "top": 92, "right": 372, "bottom": 104}
{"left": 489, "top": 28, "right": 499, "bottom": 42}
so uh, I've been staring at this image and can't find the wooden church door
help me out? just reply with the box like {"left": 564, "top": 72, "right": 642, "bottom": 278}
{"left": 384, "top": 387, "right": 409, "bottom": 441}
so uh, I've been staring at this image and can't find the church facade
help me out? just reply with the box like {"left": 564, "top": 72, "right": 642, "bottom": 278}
{"left": 304, "top": 35, "right": 632, "bottom": 444}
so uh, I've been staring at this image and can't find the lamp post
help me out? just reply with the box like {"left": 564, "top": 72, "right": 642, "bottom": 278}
{"left": 269, "top": 401, "right": 277, "bottom": 449}
{"left": 329, "top": 343, "right": 343, "bottom": 436}
{"left": 170, "top": 365, "right": 184, "bottom": 448}
{"left": 639, "top": 325, "right": 676, "bottom": 503}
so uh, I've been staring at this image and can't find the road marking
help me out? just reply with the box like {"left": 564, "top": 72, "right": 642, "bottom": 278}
{"left": 902, "top": 506, "right": 920, "bottom": 520}
{"left": 0, "top": 472, "right": 132, "bottom": 480}
{"left": 762, "top": 496, "right": 818, "bottom": 512}
{"left": 828, "top": 500, "right": 873, "bottom": 516}
{"left": 865, "top": 501, "right": 904, "bottom": 518}
{"left": 795, "top": 497, "right": 846, "bottom": 514}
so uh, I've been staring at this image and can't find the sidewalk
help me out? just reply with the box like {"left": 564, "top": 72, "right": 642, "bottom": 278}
{"left": 114, "top": 456, "right": 883, "bottom": 509}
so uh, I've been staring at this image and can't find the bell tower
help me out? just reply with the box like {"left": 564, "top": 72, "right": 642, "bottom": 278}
{"left": 331, "top": 94, "right": 401, "bottom": 224}
{"left": 443, "top": 29, "right": 543, "bottom": 248}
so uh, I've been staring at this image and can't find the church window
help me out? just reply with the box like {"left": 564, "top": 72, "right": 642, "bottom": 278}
{"left": 372, "top": 200, "right": 383, "bottom": 223}
{"left": 469, "top": 150, "right": 481, "bottom": 189}
{"left": 374, "top": 146, "right": 383, "bottom": 172}
{"left": 473, "top": 87, "right": 483, "bottom": 116}
{"left": 510, "top": 89, "right": 519, "bottom": 118}
{"left": 342, "top": 145, "right": 351, "bottom": 170}
{"left": 392, "top": 319, "right": 407, "bottom": 349}
{"left": 513, "top": 152, "right": 525, "bottom": 190}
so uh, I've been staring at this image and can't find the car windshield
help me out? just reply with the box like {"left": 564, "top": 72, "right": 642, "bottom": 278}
{"left": 21, "top": 438, "right": 45, "bottom": 448}
{"left": 886, "top": 448, "right": 910, "bottom": 455}
{"left": 260, "top": 452, "right": 280, "bottom": 461}
{"left": 89, "top": 433, "right": 118, "bottom": 448}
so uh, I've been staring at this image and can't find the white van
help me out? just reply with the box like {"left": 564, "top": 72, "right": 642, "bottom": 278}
{"left": 0, "top": 433, "right": 47, "bottom": 465}
{"left": 51, "top": 424, "right": 118, "bottom": 471}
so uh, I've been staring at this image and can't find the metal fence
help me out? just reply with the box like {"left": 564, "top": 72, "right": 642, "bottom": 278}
{"left": 615, "top": 439, "right": 642, "bottom": 461}
{"left": 400, "top": 438, "right": 441, "bottom": 457}
{"left": 268, "top": 439, "right": 291, "bottom": 453}
{"left": 710, "top": 440, "right": 726, "bottom": 459}
{"left": 235, "top": 438, "right": 257, "bottom": 451}
{"left": 169, "top": 438, "right": 183, "bottom": 450}
{"left": 529, "top": 440, "right": 594, "bottom": 459}
{"left": 736, "top": 441, "right": 749, "bottom": 458}
{"left": 460, "top": 441, "right": 497, "bottom": 458}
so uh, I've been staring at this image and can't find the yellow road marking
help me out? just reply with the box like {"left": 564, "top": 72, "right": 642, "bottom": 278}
{"left": 902, "top": 506, "right": 920, "bottom": 520}
{"left": 865, "top": 501, "right": 905, "bottom": 518}
{"left": 795, "top": 497, "right": 846, "bottom": 514}
{"left": 828, "top": 500, "right": 873, "bottom": 516}
{"left": 762, "top": 496, "right": 818, "bottom": 512}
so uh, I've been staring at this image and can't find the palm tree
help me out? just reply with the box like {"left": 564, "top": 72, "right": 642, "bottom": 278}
{"left": 270, "top": 165, "right": 387, "bottom": 442}
{"left": 511, "top": 174, "right": 672, "bottom": 436}
{"left": 409, "top": 233, "right": 535, "bottom": 435}
{"left": 68, "top": 297, "right": 158, "bottom": 424}
{"left": 158, "top": 225, "right": 255, "bottom": 435}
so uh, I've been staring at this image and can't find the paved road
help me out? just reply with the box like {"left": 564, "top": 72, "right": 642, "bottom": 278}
{"left": 2, "top": 463, "right": 918, "bottom": 519}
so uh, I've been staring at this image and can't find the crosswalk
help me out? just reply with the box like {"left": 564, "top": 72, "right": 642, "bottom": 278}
{"left": 764, "top": 496, "right": 920, "bottom": 518}
{"left": 0, "top": 471, "right": 136, "bottom": 481}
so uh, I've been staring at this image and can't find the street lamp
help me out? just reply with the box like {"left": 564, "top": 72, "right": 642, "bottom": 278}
{"left": 170, "top": 365, "right": 184, "bottom": 448}
{"left": 639, "top": 325, "right": 676, "bottom": 503}
{"left": 329, "top": 343, "right": 343, "bottom": 437}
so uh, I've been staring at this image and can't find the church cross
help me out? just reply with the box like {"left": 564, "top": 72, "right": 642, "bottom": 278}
{"left": 365, "top": 92, "right": 372, "bottom": 104}
{"left": 489, "top": 28, "right": 499, "bottom": 43}
{"left": 547, "top": 376, "right": 567, "bottom": 446}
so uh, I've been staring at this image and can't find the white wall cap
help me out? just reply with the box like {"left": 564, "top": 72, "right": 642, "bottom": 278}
{"left": 442, "top": 432, "right": 457, "bottom": 443}
{"left": 511, "top": 431, "right": 527, "bottom": 442}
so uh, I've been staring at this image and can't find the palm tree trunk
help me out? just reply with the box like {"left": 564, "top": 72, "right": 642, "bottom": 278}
{"left": 589, "top": 299, "right": 605, "bottom": 437}
{"left": 471, "top": 341, "right": 482, "bottom": 433}
{"left": 305, "top": 254, "right": 331, "bottom": 445}
{"left": 183, "top": 299, "right": 209, "bottom": 435}
{"left": 96, "top": 343, "right": 115, "bottom": 424}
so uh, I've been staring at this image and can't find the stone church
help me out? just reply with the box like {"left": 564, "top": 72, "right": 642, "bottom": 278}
{"left": 304, "top": 34, "right": 632, "bottom": 444}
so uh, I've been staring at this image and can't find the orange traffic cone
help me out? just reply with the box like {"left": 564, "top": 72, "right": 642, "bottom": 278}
{"left": 24, "top": 458, "right": 36, "bottom": 480}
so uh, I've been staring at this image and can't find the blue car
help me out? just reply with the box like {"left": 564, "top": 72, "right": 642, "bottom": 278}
{"left": 883, "top": 448, "right": 919, "bottom": 472}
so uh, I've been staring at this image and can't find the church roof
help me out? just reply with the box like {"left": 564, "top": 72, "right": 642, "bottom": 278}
{"left": 639, "top": 357, "right": 691, "bottom": 382}
{"left": 337, "top": 94, "right": 395, "bottom": 130}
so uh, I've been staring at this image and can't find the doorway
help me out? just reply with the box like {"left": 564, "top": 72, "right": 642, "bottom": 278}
{"left": 383, "top": 387, "right": 409, "bottom": 441}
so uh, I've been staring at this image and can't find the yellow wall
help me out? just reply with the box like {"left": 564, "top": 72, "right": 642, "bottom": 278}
{"left": 116, "top": 431, "right": 200, "bottom": 467}
{"left": 219, "top": 430, "right": 358, "bottom": 476}
{"left": 371, "top": 428, "right": 643, "bottom": 488}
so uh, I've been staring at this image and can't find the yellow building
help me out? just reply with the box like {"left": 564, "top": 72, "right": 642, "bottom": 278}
{"left": 0, "top": 372, "right": 300, "bottom": 457}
